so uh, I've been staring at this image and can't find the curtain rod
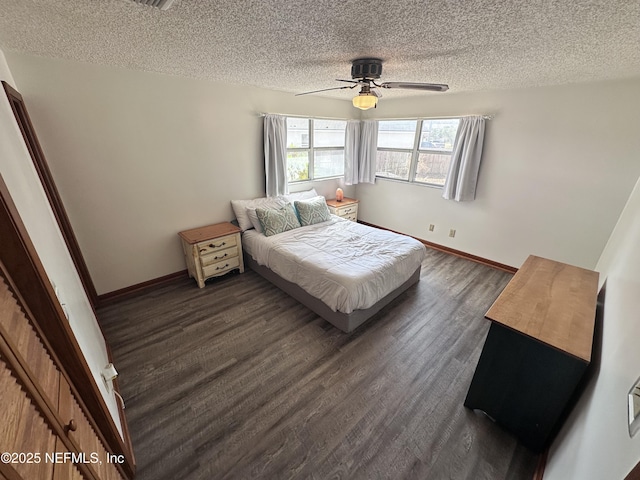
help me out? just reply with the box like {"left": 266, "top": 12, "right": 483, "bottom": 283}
{"left": 362, "top": 114, "right": 494, "bottom": 121}
{"left": 260, "top": 113, "right": 494, "bottom": 120}
{"left": 258, "top": 113, "right": 358, "bottom": 120}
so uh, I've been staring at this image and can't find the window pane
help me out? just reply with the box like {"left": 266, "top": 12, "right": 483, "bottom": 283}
{"left": 287, "top": 151, "right": 309, "bottom": 182}
{"left": 420, "top": 119, "right": 460, "bottom": 151}
{"left": 375, "top": 150, "right": 411, "bottom": 180}
{"left": 415, "top": 152, "right": 452, "bottom": 186}
{"left": 314, "top": 120, "right": 346, "bottom": 148}
{"left": 314, "top": 150, "right": 344, "bottom": 178}
{"left": 286, "top": 117, "right": 309, "bottom": 148}
{"left": 377, "top": 120, "right": 417, "bottom": 149}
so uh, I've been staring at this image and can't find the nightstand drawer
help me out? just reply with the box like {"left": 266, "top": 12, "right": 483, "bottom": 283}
{"left": 203, "top": 256, "right": 241, "bottom": 277}
{"left": 326, "top": 197, "right": 359, "bottom": 222}
{"left": 196, "top": 234, "right": 237, "bottom": 255}
{"left": 200, "top": 246, "right": 238, "bottom": 267}
{"left": 335, "top": 204, "right": 357, "bottom": 216}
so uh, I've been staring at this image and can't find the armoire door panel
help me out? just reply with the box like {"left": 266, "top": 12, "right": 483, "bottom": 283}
{"left": 0, "top": 359, "right": 56, "bottom": 480}
{"left": 52, "top": 437, "right": 88, "bottom": 480}
{"left": 0, "top": 276, "right": 61, "bottom": 409}
{"left": 58, "top": 376, "right": 125, "bottom": 480}
{"left": 0, "top": 465, "right": 22, "bottom": 480}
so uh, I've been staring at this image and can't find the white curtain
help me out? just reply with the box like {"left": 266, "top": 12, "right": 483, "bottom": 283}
{"left": 264, "top": 114, "right": 288, "bottom": 196}
{"left": 442, "top": 116, "right": 486, "bottom": 201}
{"left": 344, "top": 120, "right": 361, "bottom": 185}
{"left": 358, "top": 120, "right": 379, "bottom": 184}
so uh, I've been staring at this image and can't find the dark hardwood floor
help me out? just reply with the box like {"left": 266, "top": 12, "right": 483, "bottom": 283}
{"left": 99, "top": 249, "right": 539, "bottom": 480}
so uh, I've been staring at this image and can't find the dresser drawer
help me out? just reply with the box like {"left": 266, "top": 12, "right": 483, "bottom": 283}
{"left": 203, "top": 256, "right": 241, "bottom": 277}
{"left": 196, "top": 234, "right": 237, "bottom": 256}
{"left": 200, "top": 246, "right": 238, "bottom": 267}
{"left": 343, "top": 213, "right": 358, "bottom": 222}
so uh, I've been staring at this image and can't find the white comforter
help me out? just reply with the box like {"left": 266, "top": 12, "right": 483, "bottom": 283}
{"left": 243, "top": 216, "right": 426, "bottom": 313}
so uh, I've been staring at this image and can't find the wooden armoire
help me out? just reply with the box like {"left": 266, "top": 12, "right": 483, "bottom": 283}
{"left": 0, "top": 173, "right": 134, "bottom": 479}
{"left": 0, "top": 262, "right": 131, "bottom": 479}
{"left": 0, "top": 125, "right": 135, "bottom": 480}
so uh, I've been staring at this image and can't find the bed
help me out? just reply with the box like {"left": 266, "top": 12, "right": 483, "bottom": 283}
{"left": 241, "top": 211, "right": 426, "bottom": 333}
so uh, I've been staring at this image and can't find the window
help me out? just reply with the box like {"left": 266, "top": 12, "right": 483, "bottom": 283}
{"left": 376, "top": 118, "right": 460, "bottom": 186}
{"left": 286, "top": 118, "right": 347, "bottom": 183}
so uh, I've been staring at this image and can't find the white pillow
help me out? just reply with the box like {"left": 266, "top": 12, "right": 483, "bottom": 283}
{"left": 246, "top": 207, "right": 263, "bottom": 233}
{"left": 230, "top": 196, "right": 285, "bottom": 231}
{"left": 247, "top": 197, "right": 287, "bottom": 233}
{"left": 282, "top": 188, "right": 318, "bottom": 204}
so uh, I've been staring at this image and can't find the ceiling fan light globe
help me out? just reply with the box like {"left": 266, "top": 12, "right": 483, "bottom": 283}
{"left": 352, "top": 93, "right": 378, "bottom": 110}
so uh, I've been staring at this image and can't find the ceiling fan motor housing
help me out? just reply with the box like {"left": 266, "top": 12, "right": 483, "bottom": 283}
{"left": 351, "top": 58, "right": 383, "bottom": 79}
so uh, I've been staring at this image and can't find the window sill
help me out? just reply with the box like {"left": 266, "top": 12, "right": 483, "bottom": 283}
{"left": 375, "top": 176, "right": 444, "bottom": 190}
{"left": 288, "top": 175, "right": 344, "bottom": 186}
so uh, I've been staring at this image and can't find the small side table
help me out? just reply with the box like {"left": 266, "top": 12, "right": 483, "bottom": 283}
{"left": 178, "top": 222, "right": 244, "bottom": 288}
{"left": 326, "top": 197, "right": 359, "bottom": 222}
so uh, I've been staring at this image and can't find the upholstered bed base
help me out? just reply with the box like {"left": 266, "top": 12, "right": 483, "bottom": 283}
{"left": 244, "top": 251, "right": 421, "bottom": 333}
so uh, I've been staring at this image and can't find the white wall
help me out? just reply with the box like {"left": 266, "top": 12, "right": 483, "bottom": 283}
{"left": 4, "top": 52, "right": 356, "bottom": 294}
{"left": 545, "top": 175, "right": 640, "bottom": 479}
{"left": 357, "top": 79, "right": 640, "bottom": 270}
{"left": 0, "top": 48, "right": 122, "bottom": 435}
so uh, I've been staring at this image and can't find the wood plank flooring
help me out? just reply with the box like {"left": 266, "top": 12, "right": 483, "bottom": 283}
{"left": 98, "top": 249, "right": 539, "bottom": 480}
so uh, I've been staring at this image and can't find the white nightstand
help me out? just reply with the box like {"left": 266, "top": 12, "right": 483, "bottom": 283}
{"left": 178, "top": 222, "right": 244, "bottom": 288}
{"left": 326, "top": 197, "right": 359, "bottom": 222}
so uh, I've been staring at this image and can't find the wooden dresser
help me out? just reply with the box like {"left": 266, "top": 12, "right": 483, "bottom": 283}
{"left": 0, "top": 261, "right": 127, "bottom": 480}
{"left": 0, "top": 88, "right": 134, "bottom": 480}
{"left": 326, "top": 197, "right": 358, "bottom": 222}
{"left": 464, "top": 255, "right": 599, "bottom": 452}
{"left": 179, "top": 222, "right": 244, "bottom": 288}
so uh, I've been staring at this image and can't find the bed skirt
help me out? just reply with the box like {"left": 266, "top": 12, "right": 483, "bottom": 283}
{"left": 244, "top": 251, "right": 421, "bottom": 333}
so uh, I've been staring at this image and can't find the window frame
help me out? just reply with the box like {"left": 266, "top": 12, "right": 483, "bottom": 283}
{"left": 376, "top": 117, "right": 461, "bottom": 188}
{"left": 286, "top": 116, "right": 347, "bottom": 184}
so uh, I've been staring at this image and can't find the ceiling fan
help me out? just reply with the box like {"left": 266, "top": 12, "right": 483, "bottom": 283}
{"left": 296, "top": 58, "right": 449, "bottom": 110}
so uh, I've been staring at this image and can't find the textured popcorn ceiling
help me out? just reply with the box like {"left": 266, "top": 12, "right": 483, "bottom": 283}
{"left": 0, "top": 0, "right": 639, "bottom": 99}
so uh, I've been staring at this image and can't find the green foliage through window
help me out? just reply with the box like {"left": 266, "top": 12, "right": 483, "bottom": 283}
{"left": 286, "top": 117, "right": 346, "bottom": 183}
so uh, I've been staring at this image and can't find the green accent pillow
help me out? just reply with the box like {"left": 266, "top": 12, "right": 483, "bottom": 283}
{"left": 294, "top": 196, "right": 331, "bottom": 226}
{"left": 256, "top": 203, "right": 301, "bottom": 237}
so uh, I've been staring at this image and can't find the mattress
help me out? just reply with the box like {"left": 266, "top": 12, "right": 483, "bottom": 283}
{"left": 243, "top": 216, "right": 426, "bottom": 313}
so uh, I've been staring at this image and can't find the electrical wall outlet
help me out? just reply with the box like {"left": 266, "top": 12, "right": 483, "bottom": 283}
{"left": 449, "top": 229, "right": 456, "bottom": 238}
{"left": 429, "top": 224, "right": 435, "bottom": 232}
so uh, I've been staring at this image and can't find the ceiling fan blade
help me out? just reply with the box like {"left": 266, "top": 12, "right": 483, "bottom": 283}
{"left": 295, "top": 85, "right": 356, "bottom": 96}
{"left": 336, "top": 78, "right": 364, "bottom": 84}
{"left": 371, "top": 89, "right": 382, "bottom": 98}
{"left": 380, "top": 82, "right": 449, "bottom": 92}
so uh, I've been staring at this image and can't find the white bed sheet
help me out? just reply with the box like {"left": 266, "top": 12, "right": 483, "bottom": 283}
{"left": 243, "top": 216, "right": 426, "bottom": 313}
